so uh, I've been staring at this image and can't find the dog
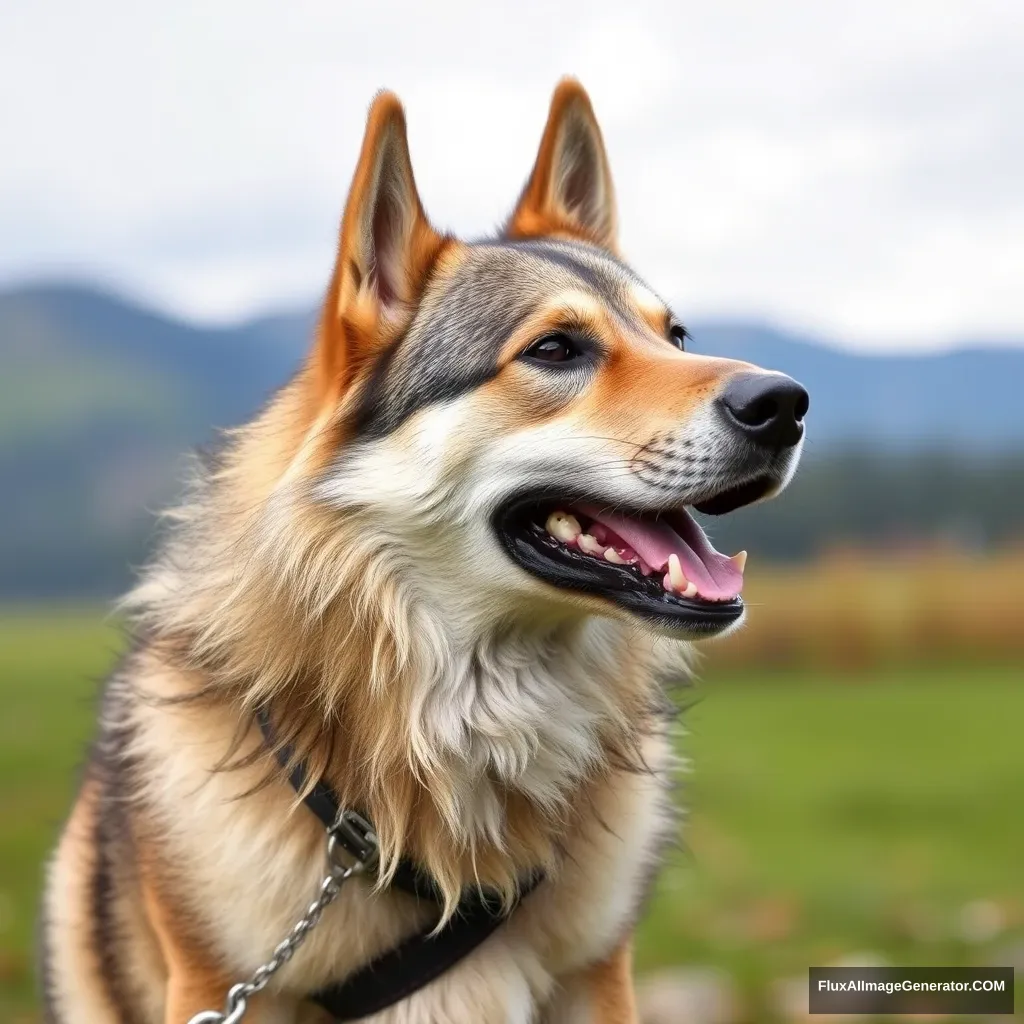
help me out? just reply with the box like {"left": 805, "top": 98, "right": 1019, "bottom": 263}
{"left": 40, "top": 79, "right": 807, "bottom": 1023}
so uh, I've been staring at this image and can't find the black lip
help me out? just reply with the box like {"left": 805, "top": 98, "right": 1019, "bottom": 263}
{"left": 495, "top": 496, "right": 744, "bottom": 636}
{"left": 694, "top": 474, "right": 777, "bottom": 515}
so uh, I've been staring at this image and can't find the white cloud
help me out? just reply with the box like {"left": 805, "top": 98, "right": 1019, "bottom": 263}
{"left": 1, "top": 0, "right": 1022, "bottom": 350}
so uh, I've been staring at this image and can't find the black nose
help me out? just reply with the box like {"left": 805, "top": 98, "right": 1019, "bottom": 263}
{"left": 718, "top": 372, "right": 809, "bottom": 449}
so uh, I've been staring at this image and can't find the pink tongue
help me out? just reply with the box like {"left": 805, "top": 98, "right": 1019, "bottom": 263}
{"left": 577, "top": 504, "right": 743, "bottom": 601}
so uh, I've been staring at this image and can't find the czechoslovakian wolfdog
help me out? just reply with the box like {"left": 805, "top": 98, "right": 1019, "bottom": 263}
{"left": 42, "top": 80, "right": 807, "bottom": 1023}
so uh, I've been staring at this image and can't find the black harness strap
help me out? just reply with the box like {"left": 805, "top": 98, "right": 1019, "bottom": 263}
{"left": 255, "top": 709, "right": 541, "bottom": 1021}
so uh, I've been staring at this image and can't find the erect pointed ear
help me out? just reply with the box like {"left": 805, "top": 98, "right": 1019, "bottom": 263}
{"left": 314, "top": 91, "right": 444, "bottom": 399}
{"left": 505, "top": 79, "right": 617, "bottom": 252}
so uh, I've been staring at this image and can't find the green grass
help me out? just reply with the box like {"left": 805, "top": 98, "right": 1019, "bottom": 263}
{"left": 0, "top": 610, "right": 123, "bottom": 1023}
{"left": 636, "top": 668, "right": 1024, "bottom": 1018}
{"left": 1, "top": 612, "right": 1021, "bottom": 1021}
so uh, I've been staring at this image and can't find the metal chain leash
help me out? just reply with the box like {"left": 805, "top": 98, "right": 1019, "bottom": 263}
{"left": 187, "top": 812, "right": 379, "bottom": 1024}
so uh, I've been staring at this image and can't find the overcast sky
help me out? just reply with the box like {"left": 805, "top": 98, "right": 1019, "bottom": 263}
{"left": 2, "top": 1, "right": 1022, "bottom": 351}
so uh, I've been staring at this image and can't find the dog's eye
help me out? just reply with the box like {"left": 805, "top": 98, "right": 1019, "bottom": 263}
{"left": 523, "top": 334, "right": 582, "bottom": 364}
{"left": 669, "top": 325, "right": 689, "bottom": 351}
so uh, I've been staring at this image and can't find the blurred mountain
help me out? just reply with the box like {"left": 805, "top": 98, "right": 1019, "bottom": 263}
{"left": 0, "top": 283, "right": 312, "bottom": 597}
{"left": 1, "top": 281, "right": 1022, "bottom": 598}
{"left": 0, "top": 282, "right": 311, "bottom": 437}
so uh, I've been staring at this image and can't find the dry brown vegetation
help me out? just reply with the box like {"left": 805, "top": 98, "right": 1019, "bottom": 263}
{"left": 702, "top": 545, "right": 1024, "bottom": 672}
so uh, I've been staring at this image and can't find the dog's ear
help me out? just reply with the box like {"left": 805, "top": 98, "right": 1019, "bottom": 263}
{"left": 314, "top": 92, "right": 444, "bottom": 400}
{"left": 506, "top": 79, "right": 617, "bottom": 252}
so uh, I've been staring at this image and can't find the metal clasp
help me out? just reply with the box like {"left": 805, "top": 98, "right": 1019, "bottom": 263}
{"left": 327, "top": 809, "right": 379, "bottom": 875}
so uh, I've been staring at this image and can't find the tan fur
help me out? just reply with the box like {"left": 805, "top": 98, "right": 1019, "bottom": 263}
{"left": 583, "top": 942, "right": 640, "bottom": 1023}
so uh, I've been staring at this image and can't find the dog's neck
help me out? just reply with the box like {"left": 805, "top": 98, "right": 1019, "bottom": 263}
{"left": 259, "top": 609, "right": 661, "bottom": 914}
{"left": 124, "top": 388, "right": 678, "bottom": 913}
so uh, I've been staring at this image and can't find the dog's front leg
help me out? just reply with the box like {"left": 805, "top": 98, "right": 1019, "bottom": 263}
{"left": 164, "top": 973, "right": 237, "bottom": 1024}
{"left": 543, "top": 939, "right": 639, "bottom": 1024}
{"left": 164, "top": 979, "right": 299, "bottom": 1024}
{"left": 157, "top": 930, "right": 302, "bottom": 1024}
{"left": 141, "top": 868, "right": 298, "bottom": 1024}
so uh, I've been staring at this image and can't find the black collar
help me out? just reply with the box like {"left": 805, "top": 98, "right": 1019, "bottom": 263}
{"left": 256, "top": 708, "right": 542, "bottom": 1020}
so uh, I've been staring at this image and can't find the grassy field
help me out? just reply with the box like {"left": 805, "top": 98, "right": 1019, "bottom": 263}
{"left": 1, "top": 611, "right": 1021, "bottom": 1022}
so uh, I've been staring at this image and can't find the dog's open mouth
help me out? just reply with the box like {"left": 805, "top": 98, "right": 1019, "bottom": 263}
{"left": 496, "top": 476, "right": 777, "bottom": 635}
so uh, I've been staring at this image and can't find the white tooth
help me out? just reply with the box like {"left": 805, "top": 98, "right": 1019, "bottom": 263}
{"left": 682, "top": 580, "right": 698, "bottom": 598}
{"left": 546, "top": 510, "right": 582, "bottom": 543}
{"left": 730, "top": 550, "right": 748, "bottom": 573}
{"left": 668, "top": 553, "right": 687, "bottom": 592}
{"left": 577, "top": 533, "right": 605, "bottom": 556}
{"left": 605, "top": 548, "right": 627, "bottom": 564}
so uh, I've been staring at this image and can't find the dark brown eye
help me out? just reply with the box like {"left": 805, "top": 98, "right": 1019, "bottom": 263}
{"left": 523, "top": 334, "right": 581, "bottom": 364}
{"left": 669, "top": 324, "right": 689, "bottom": 351}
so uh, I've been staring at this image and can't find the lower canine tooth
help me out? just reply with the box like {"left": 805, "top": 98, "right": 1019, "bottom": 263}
{"left": 668, "top": 553, "right": 687, "bottom": 592}
{"left": 546, "top": 510, "right": 582, "bottom": 543}
{"left": 682, "top": 581, "right": 698, "bottom": 598}
{"left": 729, "top": 550, "right": 748, "bottom": 573}
{"left": 577, "top": 533, "right": 605, "bottom": 556}
{"left": 605, "top": 548, "right": 627, "bottom": 564}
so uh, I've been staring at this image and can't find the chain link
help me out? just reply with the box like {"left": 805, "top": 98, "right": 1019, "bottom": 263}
{"left": 186, "top": 812, "right": 377, "bottom": 1024}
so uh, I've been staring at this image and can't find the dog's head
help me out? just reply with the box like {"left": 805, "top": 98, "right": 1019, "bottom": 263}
{"left": 304, "top": 81, "right": 807, "bottom": 642}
